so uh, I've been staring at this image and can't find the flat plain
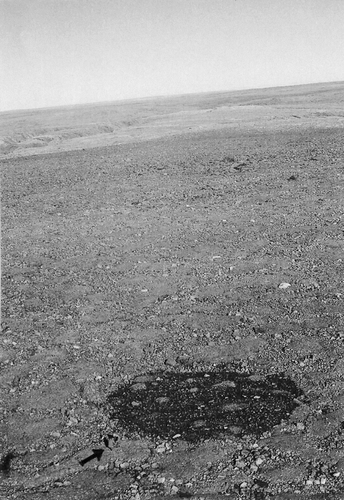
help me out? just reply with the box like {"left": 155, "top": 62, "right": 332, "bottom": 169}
{"left": 1, "top": 81, "right": 344, "bottom": 499}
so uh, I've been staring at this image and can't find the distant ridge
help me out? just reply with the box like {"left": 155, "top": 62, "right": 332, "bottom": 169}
{"left": 1, "top": 80, "right": 343, "bottom": 114}
{"left": 1, "top": 80, "right": 343, "bottom": 159}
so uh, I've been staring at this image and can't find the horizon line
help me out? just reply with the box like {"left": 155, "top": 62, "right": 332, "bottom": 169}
{"left": 1, "top": 79, "right": 343, "bottom": 115}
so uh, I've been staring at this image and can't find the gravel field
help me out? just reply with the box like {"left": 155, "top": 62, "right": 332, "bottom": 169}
{"left": 1, "top": 88, "right": 344, "bottom": 499}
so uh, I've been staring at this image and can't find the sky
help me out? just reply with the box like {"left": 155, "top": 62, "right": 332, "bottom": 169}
{"left": 1, "top": 0, "right": 344, "bottom": 112}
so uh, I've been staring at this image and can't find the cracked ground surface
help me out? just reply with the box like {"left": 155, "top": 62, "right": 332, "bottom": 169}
{"left": 1, "top": 87, "right": 344, "bottom": 499}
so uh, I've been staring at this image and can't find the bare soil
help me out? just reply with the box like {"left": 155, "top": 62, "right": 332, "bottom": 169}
{"left": 1, "top": 83, "right": 344, "bottom": 499}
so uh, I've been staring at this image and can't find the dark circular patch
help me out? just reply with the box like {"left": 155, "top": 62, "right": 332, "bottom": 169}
{"left": 107, "top": 368, "right": 302, "bottom": 442}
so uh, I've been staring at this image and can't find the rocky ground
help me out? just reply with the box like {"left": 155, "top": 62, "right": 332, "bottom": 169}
{"left": 1, "top": 121, "right": 344, "bottom": 499}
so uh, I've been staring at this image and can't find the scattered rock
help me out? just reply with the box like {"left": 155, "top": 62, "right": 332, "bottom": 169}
{"left": 0, "top": 349, "right": 12, "bottom": 362}
{"left": 192, "top": 420, "right": 206, "bottom": 428}
{"left": 156, "top": 444, "right": 167, "bottom": 453}
{"left": 164, "top": 357, "right": 177, "bottom": 367}
{"left": 213, "top": 380, "right": 236, "bottom": 389}
{"left": 156, "top": 396, "right": 170, "bottom": 404}
{"left": 131, "top": 383, "right": 147, "bottom": 391}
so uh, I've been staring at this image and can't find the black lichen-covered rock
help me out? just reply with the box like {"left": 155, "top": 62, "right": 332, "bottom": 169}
{"left": 107, "top": 367, "right": 302, "bottom": 442}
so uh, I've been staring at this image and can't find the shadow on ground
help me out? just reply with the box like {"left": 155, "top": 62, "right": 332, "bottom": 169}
{"left": 107, "top": 367, "right": 303, "bottom": 442}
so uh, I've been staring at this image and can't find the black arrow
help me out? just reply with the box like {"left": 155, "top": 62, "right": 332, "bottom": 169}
{"left": 79, "top": 449, "right": 104, "bottom": 466}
